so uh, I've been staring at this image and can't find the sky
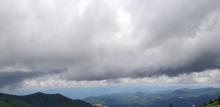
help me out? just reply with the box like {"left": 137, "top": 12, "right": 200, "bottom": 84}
{"left": 0, "top": 0, "right": 220, "bottom": 95}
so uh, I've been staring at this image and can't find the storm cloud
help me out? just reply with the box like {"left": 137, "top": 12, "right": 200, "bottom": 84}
{"left": 0, "top": 0, "right": 220, "bottom": 88}
{"left": 0, "top": 68, "right": 66, "bottom": 89}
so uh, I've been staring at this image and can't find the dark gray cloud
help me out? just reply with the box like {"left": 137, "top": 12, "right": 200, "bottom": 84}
{"left": 157, "top": 53, "right": 220, "bottom": 76}
{"left": 0, "top": 0, "right": 220, "bottom": 88}
{"left": 0, "top": 68, "right": 66, "bottom": 89}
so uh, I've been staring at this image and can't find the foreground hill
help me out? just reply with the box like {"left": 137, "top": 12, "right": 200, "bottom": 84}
{"left": 85, "top": 87, "right": 220, "bottom": 107}
{"left": 203, "top": 97, "right": 220, "bottom": 107}
{"left": 0, "top": 92, "right": 92, "bottom": 107}
{"left": 0, "top": 97, "right": 34, "bottom": 107}
{"left": 204, "top": 101, "right": 220, "bottom": 107}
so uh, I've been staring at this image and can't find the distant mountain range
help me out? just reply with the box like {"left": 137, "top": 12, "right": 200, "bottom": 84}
{"left": 0, "top": 92, "right": 92, "bottom": 107}
{"left": 84, "top": 87, "right": 220, "bottom": 107}
{"left": 1, "top": 87, "right": 220, "bottom": 107}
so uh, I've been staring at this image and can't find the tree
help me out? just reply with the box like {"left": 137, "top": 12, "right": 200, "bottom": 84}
{"left": 169, "top": 103, "right": 173, "bottom": 107}
{"left": 203, "top": 102, "right": 207, "bottom": 107}
{"left": 218, "top": 96, "right": 220, "bottom": 104}
{"left": 209, "top": 99, "right": 213, "bottom": 104}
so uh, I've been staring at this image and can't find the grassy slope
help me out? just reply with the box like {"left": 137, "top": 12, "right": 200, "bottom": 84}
{"left": 205, "top": 101, "right": 220, "bottom": 107}
{"left": 0, "top": 97, "right": 34, "bottom": 107}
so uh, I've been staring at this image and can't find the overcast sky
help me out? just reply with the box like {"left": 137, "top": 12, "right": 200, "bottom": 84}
{"left": 0, "top": 0, "right": 220, "bottom": 91}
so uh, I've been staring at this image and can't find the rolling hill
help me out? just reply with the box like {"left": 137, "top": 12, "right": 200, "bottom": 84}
{"left": 0, "top": 92, "right": 92, "bottom": 107}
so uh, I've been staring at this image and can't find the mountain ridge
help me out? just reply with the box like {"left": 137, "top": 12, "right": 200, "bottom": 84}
{"left": 0, "top": 92, "right": 92, "bottom": 107}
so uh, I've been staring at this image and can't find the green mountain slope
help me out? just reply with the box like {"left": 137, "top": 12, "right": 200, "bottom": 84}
{"left": 205, "top": 102, "right": 219, "bottom": 107}
{"left": 0, "top": 92, "right": 92, "bottom": 107}
{"left": 0, "top": 97, "right": 34, "bottom": 107}
{"left": 203, "top": 97, "right": 220, "bottom": 107}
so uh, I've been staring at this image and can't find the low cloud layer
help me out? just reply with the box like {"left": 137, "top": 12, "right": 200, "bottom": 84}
{"left": 24, "top": 69, "right": 220, "bottom": 88}
{"left": 0, "top": 68, "right": 66, "bottom": 89}
{"left": 0, "top": 0, "right": 220, "bottom": 89}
